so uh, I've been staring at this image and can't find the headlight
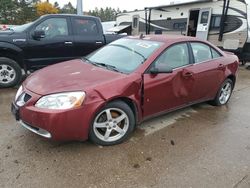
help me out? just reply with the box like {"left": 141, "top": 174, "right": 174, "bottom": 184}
{"left": 35, "top": 92, "right": 86, "bottom": 110}
{"left": 15, "top": 85, "right": 23, "bottom": 101}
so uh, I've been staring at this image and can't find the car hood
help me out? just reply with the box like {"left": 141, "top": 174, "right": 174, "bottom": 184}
{"left": 0, "top": 30, "right": 14, "bottom": 36}
{"left": 24, "top": 59, "right": 125, "bottom": 95}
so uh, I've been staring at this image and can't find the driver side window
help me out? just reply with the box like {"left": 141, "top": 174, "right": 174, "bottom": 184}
{"left": 35, "top": 18, "right": 69, "bottom": 39}
{"left": 154, "top": 43, "right": 190, "bottom": 70}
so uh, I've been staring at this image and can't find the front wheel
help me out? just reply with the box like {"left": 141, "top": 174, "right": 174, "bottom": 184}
{"left": 211, "top": 79, "right": 233, "bottom": 106}
{"left": 0, "top": 57, "right": 22, "bottom": 88}
{"left": 89, "top": 101, "right": 135, "bottom": 146}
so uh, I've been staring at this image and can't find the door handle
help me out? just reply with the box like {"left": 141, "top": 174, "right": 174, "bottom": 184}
{"left": 183, "top": 72, "right": 193, "bottom": 78}
{"left": 218, "top": 64, "right": 225, "bottom": 70}
{"left": 96, "top": 41, "right": 103, "bottom": 44}
{"left": 65, "top": 41, "right": 73, "bottom": 45}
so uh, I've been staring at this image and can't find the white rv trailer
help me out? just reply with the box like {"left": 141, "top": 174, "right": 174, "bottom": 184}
{"left": 116, "top": 0, "right": 249, "bottom": 63}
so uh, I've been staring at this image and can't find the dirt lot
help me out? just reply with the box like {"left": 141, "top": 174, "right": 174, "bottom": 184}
{"left": 0, "top": 67, "right": 250, "bottom": 188}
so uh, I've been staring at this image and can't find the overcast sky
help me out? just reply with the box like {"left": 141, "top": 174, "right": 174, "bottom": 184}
{"left": 48, "top": 0, "right": 193, "bottom": 11}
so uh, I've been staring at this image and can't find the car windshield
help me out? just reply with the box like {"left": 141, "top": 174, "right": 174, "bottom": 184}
{"left": 11, "top": 22, "right": 33, "bottom": 32}
{"left": 86, "top": 38, "right": 163, "bottom": 73}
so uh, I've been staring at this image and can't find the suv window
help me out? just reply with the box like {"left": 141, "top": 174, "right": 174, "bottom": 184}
{"left": 35, "top": 18, "right": 68, "bottom": 38}
{"left": 191, "top": 42, "right": 212, "bottom": 63}
{"left": 154, "top": 43, "right": 189, "bottom": 69}
{"left": 72, "top": 18, "right": 98, "bottom": 35}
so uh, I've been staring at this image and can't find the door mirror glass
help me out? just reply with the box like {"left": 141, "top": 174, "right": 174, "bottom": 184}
{"left": 150, "top": 66, "right": 173, "bottom": 74}
{"left": 33, "top": 30, "right": 45, "bottom": 39}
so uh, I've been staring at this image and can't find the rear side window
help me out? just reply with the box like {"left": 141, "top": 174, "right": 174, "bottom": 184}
{"left": 211, "top": 48, "right": 222, "bottom": 58}
{"left": 72, "top": 18, "right": 98, "bottom": 35}
{"left": 154, "top": 43, "right": 190, "bottom": 69}
{"left": 191, "top": 42, "right": 212, "bottom": 63}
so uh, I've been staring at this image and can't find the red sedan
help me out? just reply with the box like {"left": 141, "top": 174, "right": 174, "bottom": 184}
{"left": 12, "top": 35, "right": 239, "bottom": 145}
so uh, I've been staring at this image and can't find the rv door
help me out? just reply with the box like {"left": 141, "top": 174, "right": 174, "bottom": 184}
{"left": 196, "top": 8, "right": 212, "bottom": 40}
{"left": 132, "top": 15, "right": 140, "bottom": 35}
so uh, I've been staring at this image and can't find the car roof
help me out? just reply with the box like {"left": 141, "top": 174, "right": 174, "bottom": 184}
{"left": 41, "top": 14, "right": 98, "bottom": 20}
{"left": 126, "top": 34, "right": 202, "bottom": 44}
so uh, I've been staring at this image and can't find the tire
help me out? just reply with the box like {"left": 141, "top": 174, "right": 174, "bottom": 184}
{"left": 89, "top": 101, "right": 135, "bottom": 146}
{"left": 0, "top": 57, "right": 22, "bottom": 88}
{"left": 211, "top": 79, "right": 233, "bottom": 106}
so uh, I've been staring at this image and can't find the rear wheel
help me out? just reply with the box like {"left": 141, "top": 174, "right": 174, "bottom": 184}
{"left": 0, "top": 57, "right": 22, "bottom": 88}
{"left": 211, "top": 79, "right": 233, "bottom": 106}
{"left": 89, "top": 101, "right": 135, "bottom": 146}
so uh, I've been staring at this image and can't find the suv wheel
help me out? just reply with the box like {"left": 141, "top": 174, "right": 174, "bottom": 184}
{"left": 0, "top": 57, "right": 22, "bottom": 88}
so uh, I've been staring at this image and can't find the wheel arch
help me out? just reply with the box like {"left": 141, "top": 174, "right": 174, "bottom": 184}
{"left": 107, "top": 97, "right": 140, "bottom": 125}
{"left": 227, "top": 74, "right": 236, "bottom": 89}
{"left": 0, "top": 43, "right": 24, "bottom": 69}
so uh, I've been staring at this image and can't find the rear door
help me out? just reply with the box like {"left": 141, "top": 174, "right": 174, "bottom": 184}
{"left": 143, "top": 43, "right": 194, "bottom": 118}
{"left": 25, "top": 17, "right": 74, "bottom": 68}
{"left": 71, "top": 17, "right": 105, "bottom": 57}
{"left": 196, "top": 8, "right": 212, "bottom": 40}
{"left": 186, "top": 42, "right": 225, "bottom": 102}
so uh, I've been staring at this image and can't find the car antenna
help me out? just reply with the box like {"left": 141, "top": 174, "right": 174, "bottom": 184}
{"left": 139, "top": 33, "right": 145, "bottom": 39}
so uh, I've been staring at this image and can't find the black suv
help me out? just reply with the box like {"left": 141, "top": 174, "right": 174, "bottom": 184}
{"left": 0, "top": 14, "right": 123, "bottom": 88}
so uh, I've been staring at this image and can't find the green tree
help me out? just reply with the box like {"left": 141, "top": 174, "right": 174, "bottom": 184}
{"left": 16, "top": 0, "right": 37, "bottom": 24}
{"left": 60, "top": 2, "right": 76, "bottom": 14}
{"left": 88, "top": 7, "right": 122, "bottom": 22}
{"left": 0, "top": 0, "right": 40, "bottom": 25}
{"left": 54, "top": 1, "right": 59, "bottom": 9}
{"left": 0, "top": 0, "right": 17, "bottom": 24}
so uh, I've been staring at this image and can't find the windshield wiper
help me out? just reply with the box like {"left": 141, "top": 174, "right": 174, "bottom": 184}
{"left": 81, "top": 57, "right": 122, "bottom": 73}
{"left": 93, "top": 62, "right": 122, "bottom": 73}
{"left": 81, "top": 56, "right": 92, "bottom": 63}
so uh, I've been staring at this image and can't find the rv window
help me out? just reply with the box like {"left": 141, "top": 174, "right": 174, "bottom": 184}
{"left": 210, "top": 16, "right": 221, "bottom": 29}
{"left": 191, "top": 42, "right": 212, "bottom": 63}
{"left": 200, "top": 11, "right": 209, "bottom": 24}
{"left": 133, "top": 17, "right": 138, "bottom": 28}
{"left": 173, "top": 23, "right": 186, "bottom": 30}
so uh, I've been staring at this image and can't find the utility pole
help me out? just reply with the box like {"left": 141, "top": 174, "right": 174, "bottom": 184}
{"left": 77, "top": 0, "right": 83, "bottom": 15}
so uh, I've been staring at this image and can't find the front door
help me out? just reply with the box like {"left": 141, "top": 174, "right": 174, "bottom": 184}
{"left": 196, "top": 8, "right": 212, "bottom": 40}
{"left": 143, "top": 43, "right": 194, "bottom": 118}
{"left": 25, "top": 17, "right": 74, "bottom": 69}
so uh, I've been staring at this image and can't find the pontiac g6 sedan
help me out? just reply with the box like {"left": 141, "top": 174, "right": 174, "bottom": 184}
{"left": 12, "top": 35, "right": 239, "bottom": 146}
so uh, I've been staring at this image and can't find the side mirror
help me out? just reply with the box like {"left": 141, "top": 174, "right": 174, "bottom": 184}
{"left": 150, "top": 66, "right": 173, "bottom": 74}
{"left": 32, "top": 30, "right": 45, "bottom": 39}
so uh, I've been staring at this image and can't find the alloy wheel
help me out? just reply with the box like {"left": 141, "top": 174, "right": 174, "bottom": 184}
{"left": 93, "top": 108, "right": 129, "bottom": 142}
{"left": 0, "top": 64, "right": 16, "bottom": 84}
{"left": 219, "top": 82, "right": 232, "bottom": 105}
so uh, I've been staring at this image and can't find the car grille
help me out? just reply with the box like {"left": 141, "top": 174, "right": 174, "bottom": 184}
{"left": 23, "top": 93, "right": 32, "bottom": 102}
{"left": 16, "top": 92, "right": 32, "bottom": 106}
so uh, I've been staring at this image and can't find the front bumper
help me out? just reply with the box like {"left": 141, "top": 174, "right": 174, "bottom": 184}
{"left": 19, "top": 120, "right": 52, "bottom": 138}
{"left": 11, "top": 89, "right": 103, "bottom": 141}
